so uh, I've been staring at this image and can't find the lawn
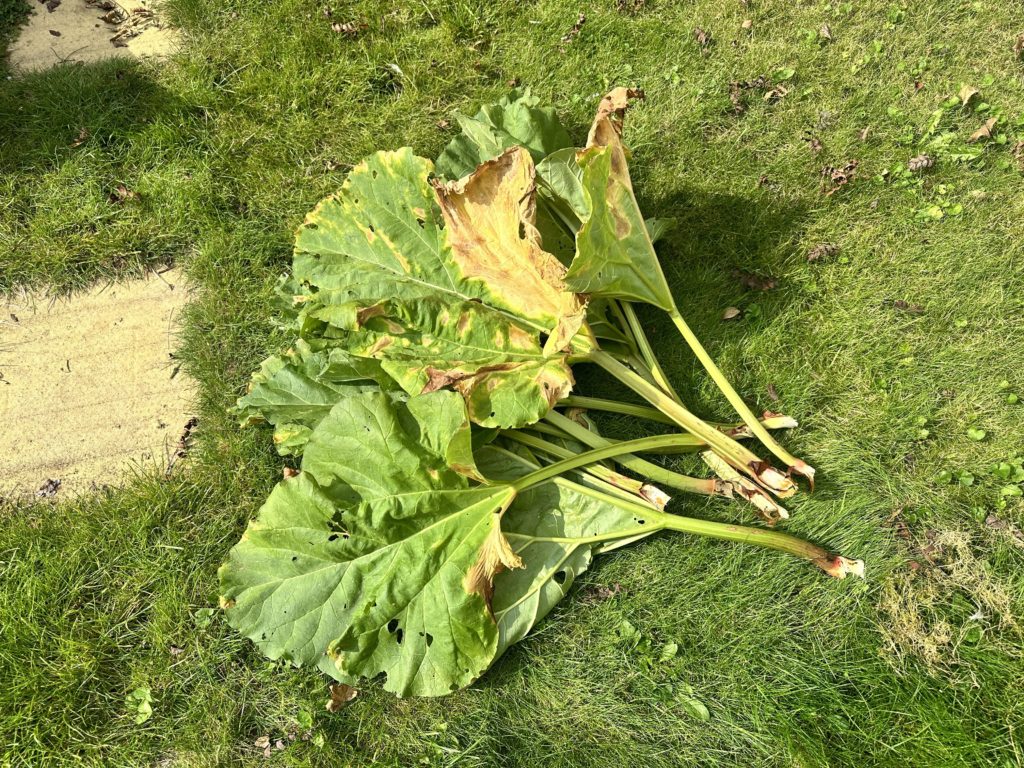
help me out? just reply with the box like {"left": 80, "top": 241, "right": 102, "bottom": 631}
{"left": 2, "top": 0, "right": 1023, "bottom": 766}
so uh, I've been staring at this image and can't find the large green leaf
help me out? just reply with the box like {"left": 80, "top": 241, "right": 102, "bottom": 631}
{"left": 292, "top": 146, "right": 584, "bottom": 429}
{"left": 436, "top": 89, "right": 573, "bottom": 180}
{"left": 475, "top": 446, "right": 656, "bottom": 656}
{"left": 536, "top": 147, "right": 675, "bottom": 262}
{"left": 219, "top": 417, "right": 663, "bottom": 697}
{"left": 234, "top": 339, "right": 392, "bottom": 456}
{"left": 220, "top": 392, "right": 521, "bottom": 697}
{"left": 565, "top": 88, "right": 677, "bottom": 312}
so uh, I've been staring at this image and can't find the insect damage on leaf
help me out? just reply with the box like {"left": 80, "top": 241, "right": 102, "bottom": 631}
{"left": 221, "top": 393, "right": 523, "bottom": 697}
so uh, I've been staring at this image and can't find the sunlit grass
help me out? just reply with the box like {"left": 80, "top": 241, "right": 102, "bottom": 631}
{"left": 1, "top": 0, "right": 1022, "bottom": 764}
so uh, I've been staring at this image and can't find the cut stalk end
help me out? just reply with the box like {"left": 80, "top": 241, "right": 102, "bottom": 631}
{"left": 754, "top": 463, "right": 798, "bottom": 498}
{"left": 789, "top": 460, "right": 816, "bottom": 491}
{"left": 703, "top": 451, "right": 788, "bottom": 525}
{"left": 640, "top": 484, "right": 671, "bottom": 509}
{"left": 813, "top": 555, "right": 865, "bottom": 579}
{"left": 761, "top": 412, "right": 799, "bottom": 430}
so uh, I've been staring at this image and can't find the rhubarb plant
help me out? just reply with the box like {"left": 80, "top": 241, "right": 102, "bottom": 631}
{"left": 221, "top": 88, "right": 864, "bottom": 698}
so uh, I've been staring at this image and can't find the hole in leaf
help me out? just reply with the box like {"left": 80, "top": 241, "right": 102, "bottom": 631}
{"left": 387, "top": 618, "right": 399, "bottom": 633}
{"left": 368, "top": 224, "right": 375, "bottom": 233}
{"left": 395, "top": 628, "right": 404, "bottom": 645}
{"left": 306, "top": 223, "right": 318, "bottom": 230}
{"left": 518, "top": 222, "right": 526, "bottom": 239}
{"left": 416, "top": 217, "right": 426, "bottom": 229}
{"left": 371, "top": 170, "right": 378, "bottom": 179}
{"left": 554, "top": 570, "right": 567, "bottom": 585}
{"left": 425, "top": 633, "right": 433, "bottom": 647}
{"left": 291, "top": 556, "right": 298, "bottom": 562}
{"left": 635, "top": 519, "right": 645, "bottom": 525}
{"left": 328, "top": 534, "right": 339, "bottom": 542}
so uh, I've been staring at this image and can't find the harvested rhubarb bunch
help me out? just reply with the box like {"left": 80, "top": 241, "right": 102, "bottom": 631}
{"left": 220, "top": 88, "right": 863, "bottom": 697}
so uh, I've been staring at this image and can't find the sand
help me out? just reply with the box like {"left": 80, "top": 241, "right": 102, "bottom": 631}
{"left": 0, "top": 269, "right": 196, "bottom": 498}
{"left": 6, "top": 0, "right": 180, "bottom": 73}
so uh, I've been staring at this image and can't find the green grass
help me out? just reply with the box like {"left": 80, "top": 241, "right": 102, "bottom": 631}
{"left": 2, "top": 0, "right": 1023, "bottom": 765}
{"left": 0, "top": 0, "right": 29, "bottom": 72}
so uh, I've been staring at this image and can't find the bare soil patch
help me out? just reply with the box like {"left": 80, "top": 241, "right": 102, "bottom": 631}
{"left": 6, "top": 0, "right": 179, "bottom": 72}
{"left": 1, "top": 269, "right": 195, "bottom": 498}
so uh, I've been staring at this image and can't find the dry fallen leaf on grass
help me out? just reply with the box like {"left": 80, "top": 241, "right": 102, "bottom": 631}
{"left": 821, "top": 160, "right": 858, "bottom": 195}
{"left": 722, "top": 306, "right": 742, "bottom": 320}
{"left": 958, "top": 84, "right": 980, "bottom": 107}
{"left": 326, "top": 683, "right": 358, "bottom": 712}
{"left": 969, "top": 118, "right": 997, "bottom": 142}
{"left": 819, "top": 23, "right": 832, "bottom": 41}
{"left": 37, "top": 478, "right": 61, "bottom": 498}
{"left": 560, "top": 12, "right": 586, "bottom": 46}
{"left": 908, "top": 154, "right": 934, "bottom": 172}
{"left": 331, "top": 21, "right": 366, "bottom": 36}
{"left": 804, "top": 132, "right": 823, "bottom": 153}
{"left": 108, "top": 184, "right": 138, "bottom": 204}
{"left": 807, "top": 243, "right": 839, "bottom": 262}
{"left": 733, "top": 269, "right": 777, "bottom": 291}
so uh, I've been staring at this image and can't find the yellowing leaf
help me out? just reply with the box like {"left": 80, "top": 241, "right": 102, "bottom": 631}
{"left": 567, "top": 88, "right": 677, "bottom": 312}
{"left": 433, "top": 147, "right": 586, "bottom": 353}
{"left": 293, "top": 148, "right": 579, "bottom": 429}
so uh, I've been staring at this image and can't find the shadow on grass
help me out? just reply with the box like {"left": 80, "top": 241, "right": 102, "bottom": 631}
{"left": 0, "top": 57, "right": 184, "bottom": 174}
{"left": 572, "top": 186, "right": 809, "bottom": 415}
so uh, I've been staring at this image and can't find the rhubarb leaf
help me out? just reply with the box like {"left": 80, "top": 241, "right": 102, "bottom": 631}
{"left": 475, "top": 446, "right": 655, "bottom": 655}
{"left": 219, "top": 392, "right": 521, "bottom": 697}
{"left": 436, "top": 88, "right": 572, "bottom": 180}
{"left": 293, "top": 146, "right": 582, "bottom": 428}
{"left": 566, "top": 88, "right": 677, "bottom": 312}
{"left": 234, "top": 340, "right": 392, "bottom": 456}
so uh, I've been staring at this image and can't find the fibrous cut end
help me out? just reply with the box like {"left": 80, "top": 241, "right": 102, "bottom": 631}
{"left": 815, "top": 555, "right": 866, "bottom": 579}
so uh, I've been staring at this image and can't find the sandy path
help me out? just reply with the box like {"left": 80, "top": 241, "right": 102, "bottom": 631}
{"left": 1, "top": 270, "right": 195, "bottom": 498}
{"left": 6, "top": 0, "right": 179, "bottom": 72}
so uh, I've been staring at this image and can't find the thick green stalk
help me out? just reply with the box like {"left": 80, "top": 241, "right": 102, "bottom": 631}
{"left": 559, "top": 395, "right": 677, "bottom": 425}
{"left": 503, "top": 431, "right": 655, "bottom": 500}
{"left": 543, "top": 410, "right": 720, "bottom": 496}
{"left": 667, "top": 310, "right": 815, "bottom": 486}
{"left": 558, "top": 396, "right": 799, "bottom": 434}
{"left": 511, "top": 433, "right": 708, "bottom": 492}
{"left": 529, "top": 478, "right": 863, "bottom": 579}
{"left": 588, "top": 349, "right": 797, "bottom": 496}
{"left": 619, "top": 301, "right": 682, "bottom": 401}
